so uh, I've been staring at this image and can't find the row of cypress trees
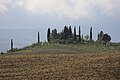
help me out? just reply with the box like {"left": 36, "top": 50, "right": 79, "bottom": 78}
{"left": 9, "top": 26, "right": 111, "bottom": 52}
{"left": 47, "top": 26, "right": 93, "bottom": 44}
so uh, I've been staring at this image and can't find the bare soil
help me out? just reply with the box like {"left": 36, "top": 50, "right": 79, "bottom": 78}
{"left": 0, "top": 49, "right": 120, "bottom": 80}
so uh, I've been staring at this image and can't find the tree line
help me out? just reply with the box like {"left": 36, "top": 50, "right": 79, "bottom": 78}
{"left": 47, "top": 26, "right": 111, "bottom": 44}
{"left": 7, "top": 26, "right": 111, "bottom": 53}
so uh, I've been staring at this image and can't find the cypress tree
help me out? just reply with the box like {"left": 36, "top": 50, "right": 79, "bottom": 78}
{"left": 74, "top": 26, "right": 76, "bottom": 41}
{"left": 90, "top": 27, "right": 92, "bottom": 40}
{"left": 100, "top": 31, "right": 104, "bottom": 38}
{"left": 69, "top": 26, "right": 72, "bottom": 35}
{"left": 38, "top": 31, "right": 40, "bottom": 44}
{"left": 82, "top": 34, "right": 84, "bottom": 43}
{"left": 47, "top": 28, "right": 51, "bottom": 42}
{"left": 11, "top": 39, "right": 13, "bottom": 51}
{"left": 79, "top": 26, "right": 81, "bottom": 42}
{"left": 98, "top": 33, "right": 100, "bottom": 40}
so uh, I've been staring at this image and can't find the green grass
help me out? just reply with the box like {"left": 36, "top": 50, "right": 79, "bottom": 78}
{"left": 15, "top": 43, "right": 120, "bottom": 54}
{"left": 79, "top": 44, "right": 116, "bottom": 53}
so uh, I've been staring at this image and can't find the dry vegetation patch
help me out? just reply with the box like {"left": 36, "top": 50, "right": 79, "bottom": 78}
{"left": 0, "top": 52, "right": 120, "bottom": 80}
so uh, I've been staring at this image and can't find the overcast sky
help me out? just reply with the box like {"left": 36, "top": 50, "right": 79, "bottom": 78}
{"left": 0, "top": 0, "right": 120, "bottom": 42}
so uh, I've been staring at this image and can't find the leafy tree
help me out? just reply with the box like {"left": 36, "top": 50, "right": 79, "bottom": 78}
{"left": 60, "top": 26, "right": 69, "bottom": 41}
{"left": 79, "top": 26, "right": 81, "bottom": 43}
{"left": 68, "top": 37, "right": 74, "bottom": 43}
{"left": 97, "top": 31, "right": 111, "bottom": 44}
{"left": 90, "top": 27, "right": 92, "bottom": 40}
{"left": 74, "top": 26, "right": 77, "bottom": 41}
{"left": 57, "top": 32, "right": 62, "bottom": 40}
{"left": 81, "top": 34, "right": 84, "bottom": 43}
{"left": 102, "top": 34, "right": 111, "bottom": 44}
{"left": 51, "top": 29, "right": 58, "bottom": 40}
{"left": 38, "top": 31, "right": 40, "bottom": 44}
{"left": 47, "top": 28, "right": 51, "bottom": 42}
{"left": 84, "top": 35, "right": 89, "bottom": 41}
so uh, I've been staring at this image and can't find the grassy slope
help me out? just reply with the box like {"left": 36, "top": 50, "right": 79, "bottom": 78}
{"left": 0, "top": 44, "right": 120, "bottom": 80}
{"left": 15, "top": 43, "right": 119, "bottom": 53}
